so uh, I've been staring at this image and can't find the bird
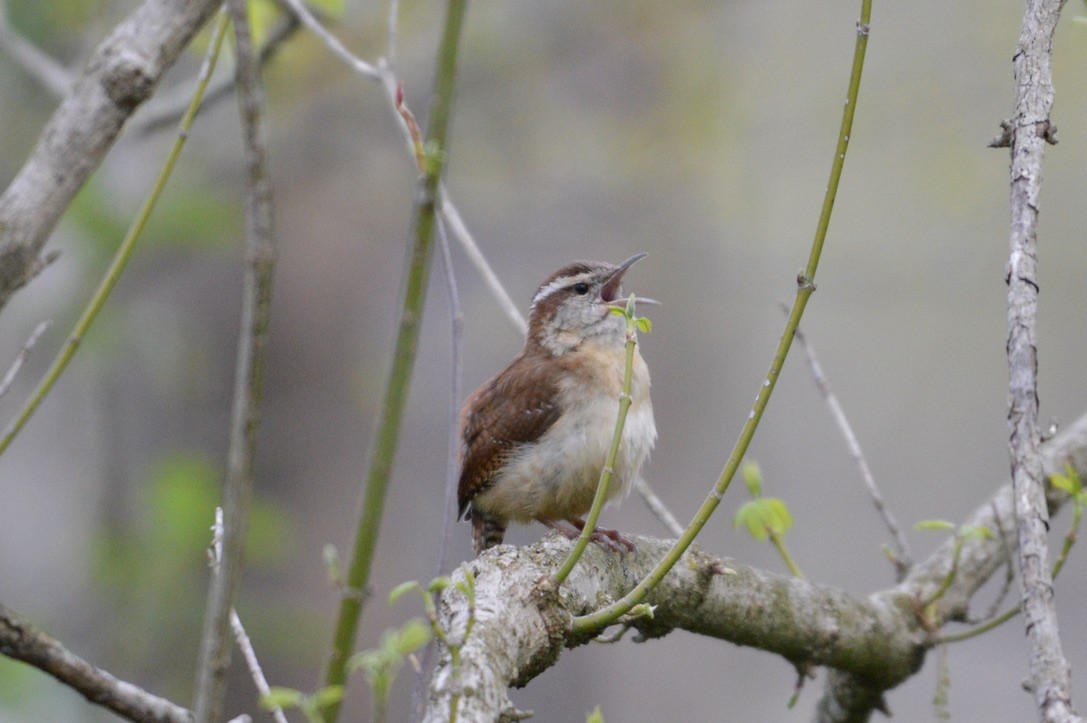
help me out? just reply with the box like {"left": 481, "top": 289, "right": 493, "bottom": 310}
{"left": 457, "top": 254, "right": 657, "bottom": 555}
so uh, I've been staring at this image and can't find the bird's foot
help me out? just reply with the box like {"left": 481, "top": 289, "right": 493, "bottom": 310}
{"left": 540, "top": 518, "right": 635, "bottom": 553}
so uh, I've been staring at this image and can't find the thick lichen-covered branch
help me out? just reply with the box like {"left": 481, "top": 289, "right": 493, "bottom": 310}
{"left": 423, "top": 412, "right": 1087, "bottom": 722}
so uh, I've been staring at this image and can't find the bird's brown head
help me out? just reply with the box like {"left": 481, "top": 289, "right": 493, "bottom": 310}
{"left": 527, "top": 253, "right": 651, "bottom": 356}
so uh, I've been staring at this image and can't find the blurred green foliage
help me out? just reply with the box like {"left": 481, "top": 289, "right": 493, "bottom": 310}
{"left": 68, "top": 177, "right": 238, "bottom": 266}
{"left": 247, "top": 0, "right": 344, "bottom": 47}
{"left": 0, "top": 656, "right": 42, "bottom": 712}
{"left": 91, "top": 452, "right": 290, "bottom": 695}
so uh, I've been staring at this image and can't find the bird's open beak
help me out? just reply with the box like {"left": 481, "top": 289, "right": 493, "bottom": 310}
{"left": 601, "top": 253, "right": 659, "bottom": 307}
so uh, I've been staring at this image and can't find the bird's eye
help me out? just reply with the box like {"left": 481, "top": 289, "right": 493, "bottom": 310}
{"left": 572, "top": 282, "right": 590, "bottom": 295}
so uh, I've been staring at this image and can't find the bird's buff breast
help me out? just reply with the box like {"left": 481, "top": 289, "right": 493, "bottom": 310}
{"left": 474, "top": 346, "right": 656, "bottom": 522}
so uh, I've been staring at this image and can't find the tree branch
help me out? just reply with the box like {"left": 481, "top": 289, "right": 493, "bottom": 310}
{"left": 422, "top": 411, "right": 1087, "bottom": 721}
{"left": 1000, "top": 0, "right": 1078, "bottom": 720}
{"left": 794, "top": 322, "right": 912, "bottom": 577}
{"left": 0, "top": 0, "right": 221, "bottom": 311}
{"left": 192, "top": 2, "right": 278, "bottom": 719}
{"left": 0, "top": 603, "right": 192, "bottom": 723}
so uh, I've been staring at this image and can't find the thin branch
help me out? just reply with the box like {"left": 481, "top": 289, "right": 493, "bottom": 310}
{"left": 0, "top": 320, "right": 50, "bottom": 400}
{"left": 1001, "top": 0, "right": 1078, "bottom": 719}
{"left": 572, "top": 0, "right": 873, "bottom": 635}
{"left": 193, "top": 3, "right": 278, "bottom": 720}
{"left": 229, "top": 619, "right": 286, "bottom": 723}
{"left": 435, "top": 215, "right": 465, "bottom": 578}
{"left": 386, "top": 0, "right": 401, "bottom": 68}
{"left": 207, "top": 509, "right": 289, "bottom": 723}
{"left": 438, "top": 191, "right": 528, "bottom": 336}
{"left": 0, "top": 0, "right": 222, "bottom": 310}
{"left": 273, "top": 0, "right": 378, "bottom": 78}
{"left": 633, "top": 477, "right": 684, "bottom": 537}
{"left": 136, "top": 12, "right": 302, "bottom": 136}
{"left": 0, "top": 0, "right": 73, "bottom": 97}
{"left": 0, "top": 603, "right": 192, "bottom": 723}
{"left": 793, "top": 319, "right": 912, "bottom": 577}
{"left": 410, "top": 212, "right": 466, "bottom": 723}
{"left": 320, "top": 2, "right": 470, "bottom": 720}
{"left": 0, "top": 8, "right": 230, "bottom": 460}
{"left": 262, "top": 0, "right": 529, "bottom": 339}
{"left": 976, "top": 502, "right": 1016, "bottom": 622}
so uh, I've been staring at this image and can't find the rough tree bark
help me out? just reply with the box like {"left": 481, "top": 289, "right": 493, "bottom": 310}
{"left": 422, "top": 414, "right": 1087, "bottom": 722}
{"left": 0, "top": 0, "right": 221, "bottom": 310}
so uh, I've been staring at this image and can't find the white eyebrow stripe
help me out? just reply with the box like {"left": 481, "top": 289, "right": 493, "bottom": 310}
{"left": 530, "top": 272, "right": 595, "bottom": 307}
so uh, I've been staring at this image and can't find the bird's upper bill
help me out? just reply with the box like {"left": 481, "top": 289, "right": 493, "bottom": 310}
{"left": 601, "top": 253, "right": 659, "bottom": 307}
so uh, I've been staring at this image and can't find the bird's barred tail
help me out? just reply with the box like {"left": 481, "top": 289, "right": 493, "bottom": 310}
{"left": 471, "top": 510, "right": 506, "bottom": 555}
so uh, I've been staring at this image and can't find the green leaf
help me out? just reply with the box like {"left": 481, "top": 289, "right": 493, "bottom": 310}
{"left": 635, "top": 317, "right": 652, "bottom": 334}
{"left": 915, "top": 519, "right": 956, "bottom": 532}
{"left": 247, "top": 0, "right": 280, "bottom": 48}
{"left": 1052, "top": 474, "right": 1076, "bottom": 494}
{"left": 1051, "top": 464, "right": 1082, "bottom": 494}
{"left": 391, "top": 618, "right": 432, "bottom": 655}
{"left": 764, "top": 498, "right": 794, "bottom": 534}
{"left": 348, "top": 649, "right": 386, "bottom": 676}
{"left": 427, "top": 576, "right": 451, "bottom": 594}
{"left": 587, "top": 705, "right": 606, "bottom": 723}
{"left": 389, "top": 580, "right": 421, "bottom": 606}
{"left": 609, "top": 307, "right": 626, "bottom": 317}
{"left": 734, "top": 500, "right": 768, "bottom": 540}
{"left": 958, "top": 525, "right": 993, "bottom": 541}
{"left": 741, "top": 460, "right": 763, "bottom": 497}
{"left": 312, "top": 685, "right": 345, "bottom": 708}
{"left": 261, "top": 687, "right": 304, "bottom": 710}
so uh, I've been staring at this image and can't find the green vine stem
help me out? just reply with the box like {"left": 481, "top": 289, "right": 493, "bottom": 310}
{"left": 0, "top": 8, "right": 231, "bottom": 460}
{"left": 769, "top": 530, "right": 805, "bottom": 580}
{"left": 553, "top": 295, "right": 641, "bottom": 585}
{"left": 320, "top": 1, "right": 468, "bottom": 719}
{"left": 937, "top": 492, "right": 1083, "bottom": 645}
{"left": 572, "top": 0, "right": 872, "bottom": 635}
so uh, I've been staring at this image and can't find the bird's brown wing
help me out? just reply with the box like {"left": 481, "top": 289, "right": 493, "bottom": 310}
{"left": 457, "top": 355, "right": 562, "bottom": 518}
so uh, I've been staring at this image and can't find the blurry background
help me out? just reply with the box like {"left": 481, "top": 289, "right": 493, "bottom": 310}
{"left": 1, "top": 0, "right": 1086, "bottom": 720}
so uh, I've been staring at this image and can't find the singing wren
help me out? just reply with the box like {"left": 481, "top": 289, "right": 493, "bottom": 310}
{"left": 457, "top": 254, "right": 657, "bottom": 555}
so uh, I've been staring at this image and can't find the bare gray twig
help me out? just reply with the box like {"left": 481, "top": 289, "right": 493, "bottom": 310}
{"left": 793, "top": 320, "right": 912, "bottom": 577}
{"left": 0, "top": 603, "right": 192, "bottom": 723}
{"left": 207, "top": 509, "right": 289, "bottom": 723}
{"left": 273, "top": 0, "right": 378, "bottom": 78}
{"left": 0, "top": 320, "right": 50, "bottom": 400}
{"left": 634, "top": 477, "right": 684, "bottom": 537}
{"left": 438, "top": 190, "right": 528, "bottom": 337}
{"left": 193, "top": 3, "right": 278, "bottom": 720}
{"left": 410, "top": 213, "right": 467, "bottom": 722}
{"left": 0, "top": 0, "right": 73, "bottom": 97}
{"left": 1001, "top": 0, "right": 1078, "bottom": 719}
{"left": 974, "top": 502, "right": 1017, "bottom": 623}
{"left": 435, "top": 214, "right": 466, "bottom": 578}
{"left": 136, "top": 13, "right": 302, "bottom": 136}
{"left": 386, "top": 0, "right": 400, "bottom": 68}
{"left": 259, "top": 0, "right": 530, "bottom": 340}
